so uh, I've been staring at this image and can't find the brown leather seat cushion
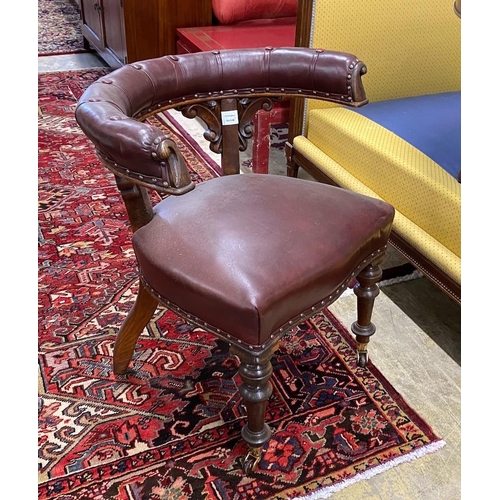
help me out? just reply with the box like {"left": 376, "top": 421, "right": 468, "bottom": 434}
{"left": 133, "top": 174, "right": 394, "bottom": 347}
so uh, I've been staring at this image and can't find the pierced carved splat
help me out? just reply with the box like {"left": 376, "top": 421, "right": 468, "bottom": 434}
{"left": 178, "top": 100, "right": 222, "bottom": 152}
{"left": 177, "top": 96, "right": 284, "bottom": 155}
{"left": 237, "top": 96, "right": 281, "bottom": 146}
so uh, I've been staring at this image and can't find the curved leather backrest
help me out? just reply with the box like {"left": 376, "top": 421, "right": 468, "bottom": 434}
{"left": 75, "top": 47, "right": 367, "bottom": 194}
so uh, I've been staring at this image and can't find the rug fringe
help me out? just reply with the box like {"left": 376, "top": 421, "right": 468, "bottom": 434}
{"left": 38, "top": 66, "right": 110, "bottom": 74}
{"left": 290, "top": 440, "right": 446, "bottom": 500}
{"left": 341, "top": 269, "right": 423, "bottom": 298}
{"left": 379, "top": 269, "right": 424, "bottom": 287}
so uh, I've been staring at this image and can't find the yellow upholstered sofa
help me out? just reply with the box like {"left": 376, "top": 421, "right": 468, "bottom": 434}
{"left": 286, "top": 0, "right": 461, "bottom": 303}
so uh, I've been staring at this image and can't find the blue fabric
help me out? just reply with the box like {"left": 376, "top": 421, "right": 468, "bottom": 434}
{"left": 351, "top": 92, "right": 461, "bottom": 179}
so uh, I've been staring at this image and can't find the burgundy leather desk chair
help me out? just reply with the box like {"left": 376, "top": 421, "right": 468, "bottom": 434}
{"left": 76, "top": 47, "right": 395, "bottom": 473}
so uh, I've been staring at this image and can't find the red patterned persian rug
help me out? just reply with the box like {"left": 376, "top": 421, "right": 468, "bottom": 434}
{"left": 38, "top": 69, "right": 445, "bottom": 500}
{"left": 38, "top": 0, "right": 86, "bottom": 56}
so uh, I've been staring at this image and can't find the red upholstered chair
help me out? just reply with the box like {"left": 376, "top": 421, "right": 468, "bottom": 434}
{"left": 75, "top": 47, "right": 395, "bottom": 473}
{"left": 211, "top": 0, "right": 298, "bottom": 25}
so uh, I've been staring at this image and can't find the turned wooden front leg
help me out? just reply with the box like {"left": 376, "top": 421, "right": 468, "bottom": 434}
{"left": 230, "top": 340, "right": 279, "bottom": 473}
{"left": 351, "top": 253, "right": 385, "bottom": 367}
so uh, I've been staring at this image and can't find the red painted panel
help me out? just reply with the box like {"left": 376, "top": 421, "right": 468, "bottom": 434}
{"left": 176, "top": 20, "right": 295, "bottom": 53}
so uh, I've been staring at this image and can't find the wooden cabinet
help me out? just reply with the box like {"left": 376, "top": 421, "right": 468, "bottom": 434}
{"left": 80, "top": 0, "right": 213, "bottom": 69}
{"left": 81, "top": 0, "right": 106, "bottom": 52}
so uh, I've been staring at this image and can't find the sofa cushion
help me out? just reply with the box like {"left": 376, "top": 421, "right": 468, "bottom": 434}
{"left": 351, "top": 92, "right": 461, "bottom": 180}
{"left": 293, "top": 134, "right": 461, "bottom": 284}
{"left": 212, "top": 0, "right": 297, "bottom": 25}
{"left": 298, "top": 106, "right": 461, "bottom": 280}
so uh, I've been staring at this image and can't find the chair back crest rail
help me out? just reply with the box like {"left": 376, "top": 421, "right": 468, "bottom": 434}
{"left": 75, "top": 47, "right": 367, "bottom": 208}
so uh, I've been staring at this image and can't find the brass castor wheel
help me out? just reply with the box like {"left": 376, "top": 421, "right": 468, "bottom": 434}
{"left": 241, "top": 447, "right": 262, "bottom": 474}
{"left": 356, "top": 340, "right": 369, "bottom": 368}
{"left": 357, "top": 350, "right": 368, "bottom": 367}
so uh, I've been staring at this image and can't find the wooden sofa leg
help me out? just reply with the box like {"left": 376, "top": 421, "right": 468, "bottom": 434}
{"left": 113, "top": 281, "right": 159, "bottom": 374}
{"left": 351, "top": 253, "right": 385, "bottom": 367}
{"left": 285, "top": 142, "right": 300, "bottom": 178}
{"left": 230, "top": 341, "right": 279, "bottom": 474}
{"left": 287, "top": 164, "right": 299, "bottom": 178}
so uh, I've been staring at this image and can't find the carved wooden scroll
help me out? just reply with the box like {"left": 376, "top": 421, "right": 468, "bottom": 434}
{"left": 177, "top": 96, "right": 284, "bottom": 154}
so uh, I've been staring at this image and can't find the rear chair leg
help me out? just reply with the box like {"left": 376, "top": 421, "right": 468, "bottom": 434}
{"left": 351, "top": 253, "right": 385, "bottom": 367}
{"left": 230, "top": 340, "right": 279, "bottom": 474}
{"left": 113, "top": 281, "right": 158, "bottom": 374}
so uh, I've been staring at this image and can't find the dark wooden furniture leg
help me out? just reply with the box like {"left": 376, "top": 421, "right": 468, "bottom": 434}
{"left": 113, "top": 281, "right": 159, "bottom": 374}
{"left": 351, "top": 253, "right": 385, "bottom": 367}
{"left": 230, "top": 340, "right": 279, "bottom": 473}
